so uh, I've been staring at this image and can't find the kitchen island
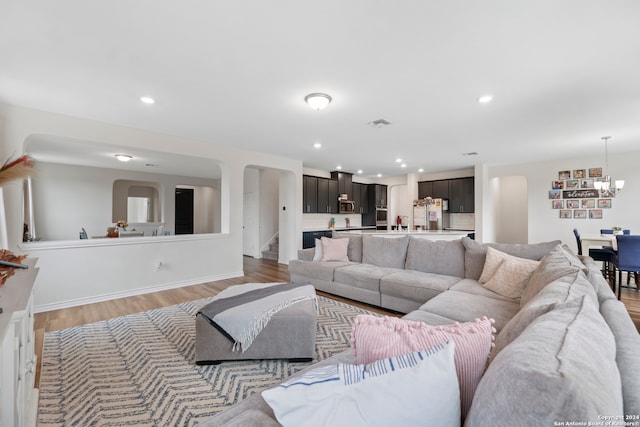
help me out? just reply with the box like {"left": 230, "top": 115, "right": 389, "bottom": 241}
{"left": 338, "top": 229, "right": 472, "bottom": 241}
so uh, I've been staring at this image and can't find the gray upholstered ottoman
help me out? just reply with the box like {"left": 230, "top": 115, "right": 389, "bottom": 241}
{"left": 195, "top": 297, "right": 317, "bottom": 364}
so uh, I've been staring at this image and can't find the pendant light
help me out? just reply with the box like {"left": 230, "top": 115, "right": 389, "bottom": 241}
{"left": 593, "top": 136, "right": 624, "bottom": 193}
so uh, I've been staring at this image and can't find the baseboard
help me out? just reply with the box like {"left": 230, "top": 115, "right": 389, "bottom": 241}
{"left": 33, "top": 270, "right": 244, "bottom": 313}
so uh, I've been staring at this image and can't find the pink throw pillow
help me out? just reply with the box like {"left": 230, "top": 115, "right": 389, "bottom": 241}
{"left": 350, "top": 315, "right": 495, "bottom": 419}
{"left": 320, "top": 237, "right": 349, "bottom": 262}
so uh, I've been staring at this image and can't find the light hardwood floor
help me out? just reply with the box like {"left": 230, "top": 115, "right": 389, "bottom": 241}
{"left": 34, "top": 256, "right": 640, "bottom": 388}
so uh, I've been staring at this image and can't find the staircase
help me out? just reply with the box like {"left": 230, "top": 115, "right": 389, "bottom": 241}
{"left": 261, "top": 236, "right": 279, "bottom": 261}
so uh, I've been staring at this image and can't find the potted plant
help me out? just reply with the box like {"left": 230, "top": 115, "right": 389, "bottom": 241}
{"left": 612, "top": 226, "right": 624, "bottom": 235}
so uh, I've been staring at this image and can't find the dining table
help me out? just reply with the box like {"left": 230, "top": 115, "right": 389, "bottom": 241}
{"left": 580, "top": 233, "right": 618, "bottom": 253}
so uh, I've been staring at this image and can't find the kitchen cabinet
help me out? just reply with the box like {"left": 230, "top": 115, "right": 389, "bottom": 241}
{"left": 449, "top": 177, "right": 474, "bottom": 213}
{"left": 433, "top": 180, "right": 450, "bottom": 200}
{"left": 302, "top": 230, "right": 333, "bottom": 249}
{"left": 373, "top": 184, "right": 387, "bottom": 207}
{"left": 352, "top": 182, "right": 369, "bottom": 214}
{"left": 331, "top": 171, "right": 353, "bottom": 199}
{"left": 303, "top": 175, "right": 318, "bottom": 213}
{"left": 418, "top": 181, "right": 433, "bottom": 199}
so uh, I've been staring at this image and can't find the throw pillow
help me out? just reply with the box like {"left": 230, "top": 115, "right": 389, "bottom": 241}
{"left": 262, "top": 341, "right": 460, "bottom": 427}
{"left": 478, "top": 247, "right": 539, "bottom": 284}
{"left": 482, "top": 256, "right": 540, "bottom": 299}
{"left": 350, "top": 314, "right": 495, "bottom": 419}
{"left": 320, "top": 237, "right": 349, "bottom": 262}
{"left": 312, "top": 238, "right": 323, "bottom": 261}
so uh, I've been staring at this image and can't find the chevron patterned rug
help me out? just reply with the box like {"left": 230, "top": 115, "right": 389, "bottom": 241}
{"left": 38, "top": 294, "right": 377, "bottom": 426}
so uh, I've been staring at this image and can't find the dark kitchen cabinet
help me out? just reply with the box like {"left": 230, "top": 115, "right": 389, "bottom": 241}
{"left": 433, "top": 180, "right": 450, "bottom": 200}
{"left": 449, "top": 177, "right": 474, "bottom": 213}
{"left": 418, "top": 181, "right": 433, "bottom": 199}
{"left": 331, "top": 171, "right": 353, "bottom": 199}
{"left": 303, "top": 176, "right": 317, "bottom": 213}
{"left": 373, "top": 184, "right": 387, "bottom": 207}
{"left": 352, "top": 182, "right": 369, "bottom": 214}
{"left": 303, "top": 230, "right": 333, "bottom": 249}
{"left": 328, "top": 179, "right": 339, "bottom": 213}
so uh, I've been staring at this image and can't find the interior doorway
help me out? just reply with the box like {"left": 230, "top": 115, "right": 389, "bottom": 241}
{"left": 175, "top": 188, "right": 194, "bottom": 235}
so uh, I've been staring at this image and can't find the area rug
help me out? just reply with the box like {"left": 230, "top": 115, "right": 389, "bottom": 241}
{"left": 38, "top": 295, "right": 378, "bottom": 426}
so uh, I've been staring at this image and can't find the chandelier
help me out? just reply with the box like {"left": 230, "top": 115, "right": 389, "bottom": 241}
{"left": 593, "top": 136, "right": 624, "bottom": 193}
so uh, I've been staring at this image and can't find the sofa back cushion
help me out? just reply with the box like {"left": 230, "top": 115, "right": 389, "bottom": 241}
{"left": 461, "top": 237, "right": 561, "bottom": 280}
{"left": 466, "top": 296, "right": 623, "bottom": 426}
{"left": 405, "top": 237, "right": 465, "bottom": 277}
{"left": 520, "top": 245, "right": 583, "bottom": 308}
{"left": 332, "top": 232, "right": 364, "bottom": 263}
{"left": 362, "top": 235, "right": 409, "bottom": 269}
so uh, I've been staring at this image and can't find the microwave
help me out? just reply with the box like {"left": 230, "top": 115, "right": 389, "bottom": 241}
{"left": 339, "top": 200, "right": 355, "bottom": 214}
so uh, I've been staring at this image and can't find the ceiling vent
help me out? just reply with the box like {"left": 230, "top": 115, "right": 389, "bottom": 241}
{"left": 462, "top": 152, "right": 478, "bottom": 156}
{"left": 368, "top": 118, "right": 392, "bottom": 128}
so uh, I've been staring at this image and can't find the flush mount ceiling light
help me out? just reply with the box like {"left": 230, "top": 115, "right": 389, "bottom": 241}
{"left": 305, "top": 93, "right": 332, "bottom": 110}
{"left": 594, "top": 136, "right": 624, "bottom": 193}
{"left": 140, "top": 96, "right": 155, "bottom": 105}
{"left": 115, "top": 154, "right": 132, "bottom": 162}
{"left": 478, "top": 95, "right": 493, "bottom": 103}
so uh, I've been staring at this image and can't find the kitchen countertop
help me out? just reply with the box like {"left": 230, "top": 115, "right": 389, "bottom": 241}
{"left": 338, "top": 229, "right": 473, "bottom": 240}
{"left": 302, "top": 226, "right": 377, "bottom": 232}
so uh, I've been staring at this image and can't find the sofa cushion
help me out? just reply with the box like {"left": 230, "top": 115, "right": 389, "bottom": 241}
{"left": 379, "top": 270, "right": 461, "bottom": 303}
{"left": 362, "top": 235, "right": 409, "bottom": 269}
{"left": 333, "top": 264, "right": 402, "bottom": 292}
{"left": 405, "top": 237, "right": 465, "bottom": 277}
{"left": 599, "top": 298, "right": 640, "bottom": 417}
{"left": 520, "top": 245, "right": 583, "bottom": 308}
{"left": 312, "top": 238, "right": 323, "bottom": 261}
{"left": 417, "top": 290, "right": 520, "bottom": 333}
{"left": 402, "top": 309, "right": 458, "bottom": 326}
{"left": 448, "top": 278, "right": 518, "bottom": 302}
{"left": 492, "top": 269, "right": 598, "bottom": 358}
{"left": 462, "top": 236, "right": 560, "bottom": 280}
{"left": 288, "top": 259, "right": 354, "bottom": 282}
{"left": 332, "top": 232, "right": 364, "bottom": 263}
{"left": 466, "top": 296, "right": 623, "bottom": 426}
{"left": 262, "top": 342, "right": 460, "bottom": 427}
{"left": 320, "top": 236, "right": 349, "bottom": 262}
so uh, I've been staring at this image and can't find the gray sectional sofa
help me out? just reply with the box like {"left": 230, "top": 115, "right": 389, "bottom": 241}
{"left": 201, "top": 234, "right": 640, "bottom": 426}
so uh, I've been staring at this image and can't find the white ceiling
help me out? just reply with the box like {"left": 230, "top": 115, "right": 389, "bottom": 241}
{"left": 1, "top": 1, "right": 640, "bottom": 178}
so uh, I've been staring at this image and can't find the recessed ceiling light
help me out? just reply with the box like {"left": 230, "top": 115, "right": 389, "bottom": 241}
{"left": 377, "top": 173, "right": 382, "bottom": 178}
{"left": 401, "top": 164, "right": 407, "bottom": 168}
{"left": 395, "top": 158, "right": 402, "bottom": 163}
{"left": 336, "top": 165, "right": 342, "bottom": 170}
{"left": 313, "top": 142, "right": 322, "bottom": 149}
{"left": 140, "top": 96, "right": 155, "bottom": 105}
{"left": 478, "top": 95, "right": 493, "bottom": 103}
{"left": 418, "top": 168, "right": 424, "bottom": 173}
{"left": 115, "top": 154, "right": 132, "bottom": 162}
{"left": 305, "top": 93, "right": 332, "bottom": 110}
{"left": 357, "top": 170, "right": 363, "bottom": 174}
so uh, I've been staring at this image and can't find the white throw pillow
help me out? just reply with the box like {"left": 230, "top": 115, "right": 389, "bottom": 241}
{"left": 262, "top": 341, "right": 460, "bottom": 427}
{"left": 312, "top": 238, "right": 323, "bottom": 261}
{"left": 483, "top": 256, "right": 540, "bottom": 299}
{"left": 479, "top": 246, "right": 538, "bottom": 284}
{"left": 320, "top": 236, "right": 350, "bottom": 262}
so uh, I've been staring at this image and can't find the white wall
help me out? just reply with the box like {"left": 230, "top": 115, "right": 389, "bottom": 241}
{"left": 0, "top": 103, "right": 303, "bottom": 311}
{"left": 487, "top": 150, "right": 640, "bottom": 251}
{"left": 493, "top": 176, "right": 528, "bottom": 244}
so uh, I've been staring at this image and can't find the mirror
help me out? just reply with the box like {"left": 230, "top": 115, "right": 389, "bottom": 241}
{"left": 23, "top": 134, "right": 222, "bottom": 241}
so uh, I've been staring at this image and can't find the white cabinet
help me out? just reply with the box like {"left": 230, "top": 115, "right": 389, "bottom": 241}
{"left": 0, "top": 258, "right": 38, "bottom": 427}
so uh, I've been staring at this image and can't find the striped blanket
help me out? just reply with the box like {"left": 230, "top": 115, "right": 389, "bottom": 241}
{"left": 198, "top": 282, "right": 317, "bottom": 352}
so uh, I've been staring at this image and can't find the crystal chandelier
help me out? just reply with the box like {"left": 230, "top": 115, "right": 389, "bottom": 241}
{"left": 593, "top": 136, "right": 624, "bottom": 193}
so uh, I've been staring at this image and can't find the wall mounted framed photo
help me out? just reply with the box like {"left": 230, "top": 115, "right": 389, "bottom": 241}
{"left": 598, "top": 199, "right": 612, "bottom": 209}
{"left": 549, "top": 190, "right": 561, "bottom": 199}
{"left": 573, "top": 210, "right": 587, "bottom": 219}
{"left": 551, "top": 181, "right": 564, "bottom": 190}
{"left": 589, "top": 209, "right": 603, "bottom": 219}
{"left": 580, "top": 178, "right": 594, "bottom": 189}
{"left": 573, "top": 169, "right": 586, "bottom": 179}
{"left": 559, "top": 170, "right": 571, "bottom": 180}
{"left": 566, "top": 200, "right": 580, "bottom": 209}
{"left": 565, "top": 179, "right": 579, "bottom": 189}
{"left": 581, "top": 199, "right": 595, "bottom": 209}
{"left": 559, "top": 210, "right": 572, "bottom": 219}
{"left": 552, "top": 200, "right": 564, "bottom": 209}
{"left": 600, "top": 188, "right": 616, "bottom": 198}
{"left": 589, "top": 168, "right": 602, "bottom": 178}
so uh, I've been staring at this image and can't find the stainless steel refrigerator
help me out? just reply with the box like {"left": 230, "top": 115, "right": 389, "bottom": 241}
{"left": 413, "top": 198, "right": 449, "bottom": 230}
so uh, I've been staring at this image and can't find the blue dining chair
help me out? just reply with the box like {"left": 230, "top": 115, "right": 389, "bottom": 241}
{"left": 612, "top": 235, "right": 640, "bottom": 299}
{"left": 574, "top": 228, "right": 616, "bottom": 282}
{"left": 601, "top": 229, "right": 631, "bottom": 235}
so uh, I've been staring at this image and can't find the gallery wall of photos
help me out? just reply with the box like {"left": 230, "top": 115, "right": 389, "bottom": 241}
{"left": 549, "top": 167, "right": 615, "bottom": 219}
